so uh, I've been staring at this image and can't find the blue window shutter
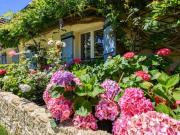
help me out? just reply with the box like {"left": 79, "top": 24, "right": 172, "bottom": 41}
{"left": 12, "top": 49, "right": 19, "bottom": 63}
{"left": 1, "top": 54, "right": 7, "bottom": 64}
{"left": 0, "top": 55, "right": 2, "bottom": 64}
{"left": 103, "top": 20, "right": 116, "bottom": 60}
{"left": 61, "top": 32, "right": 74, "bottom": 63}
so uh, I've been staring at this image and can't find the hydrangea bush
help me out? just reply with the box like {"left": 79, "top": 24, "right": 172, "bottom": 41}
{"left": 43, "top": 48, "right": 179, "bottom": 134}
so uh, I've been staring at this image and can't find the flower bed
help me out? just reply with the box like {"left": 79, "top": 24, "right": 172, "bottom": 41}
{"left": 0, "top": 48, "right": 180, "bottom": 134}
{"left": 42, "top": 48, "right": 180, "bottom": 134}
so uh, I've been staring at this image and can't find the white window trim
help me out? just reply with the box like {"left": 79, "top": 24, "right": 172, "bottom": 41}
{"left": 80, "top": 29, "right": 102, "bottom": 59}
{"left": 90, "top": 31, "right": 94, "bottom": 58}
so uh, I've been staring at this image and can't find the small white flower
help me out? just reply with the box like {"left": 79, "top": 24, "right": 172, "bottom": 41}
{"left": 55, "top": 40, "right": 62, "bottom": 46}
{"left": 48, "top": 40, "right": 54, "bottom": 46}
{"left": 2, "top": 76, "right": 8, "bottom": 81}
{"left": 19, "top": 84, "right": 31, "bottom": 93}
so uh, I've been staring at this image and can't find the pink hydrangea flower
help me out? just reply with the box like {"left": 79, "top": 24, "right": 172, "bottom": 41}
{"left": 113, "top": 111, "right": 180, "bottom": 135}
{"left": 101, "top": 79, "right": 121, "bottom": 100}
{"left": 7, "top": 50, "right": 17, "bottom": 56}
{"left": 155, "top": 48, "right": 171, "bottom": 56}
{"left": 43, "top": 90, "right": 51, "bottom": 104}
{"left": 47, "top": 96, "right": 73, "bottom": 122}
{"left": 43, "top": 83, "right": 56, "bottom": 103}
{"left": 95, "top": 99, "right": 119, "bottom": 121}
{"left": 123, "top": 52, "right": 135, "bottom": 59}
{"left": 119, "top": 88, "right": 154, "bottom": 118}
{"left": 73, "top": 77, "right": 82, "bottom": 86}
{"left": 113, "top": 117, "right": 129, "bottom": 135}
{"left": 135, "top": 70, "right": 151, "bottom": 81}
{"left": 73, "top": 114, "right": 98, "bottom": 130}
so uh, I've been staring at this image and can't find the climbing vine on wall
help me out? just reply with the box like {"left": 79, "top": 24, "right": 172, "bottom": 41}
{"left": 0, "top": 0, "right": 179, "bottom": 50}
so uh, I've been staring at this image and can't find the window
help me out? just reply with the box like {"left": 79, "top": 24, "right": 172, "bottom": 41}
{"left": 81, "top": 29, "right": 104, "bottom": 60}
{"left": 94, "top": 30, "right": 103, "bottom": 58}
{"left": 81, "top": 32, "right": 91, "bottom": 60}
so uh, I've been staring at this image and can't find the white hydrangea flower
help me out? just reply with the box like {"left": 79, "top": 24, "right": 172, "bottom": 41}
{"left": 19, "top": 84, "right": 31, "bottom": 93}
{"left": 48, "top": 40, "right": 54, "bottom": 46}
{"left": 2, "top": 76, "right": 8, "bottom": 81}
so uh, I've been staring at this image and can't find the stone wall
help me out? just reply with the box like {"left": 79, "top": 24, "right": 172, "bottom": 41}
{"left": 0, "top": 92, "right": 111, "bottom": 135}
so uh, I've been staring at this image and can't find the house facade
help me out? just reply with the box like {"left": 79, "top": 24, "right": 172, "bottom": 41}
{"left": 19, "top": 13, "right": 116, "bottom": 64}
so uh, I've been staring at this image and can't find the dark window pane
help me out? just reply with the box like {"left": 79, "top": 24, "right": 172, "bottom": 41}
{"left": 94, "top": 30, "right": 103, "bottom": 58}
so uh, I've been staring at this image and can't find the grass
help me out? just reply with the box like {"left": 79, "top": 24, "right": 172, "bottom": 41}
{"left": 0, "top": 124, "right": 8, "bottom": 135}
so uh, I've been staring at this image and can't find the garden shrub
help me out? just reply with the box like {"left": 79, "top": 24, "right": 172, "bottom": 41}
{"left": 0, "top": 62, "right": 55, "bottom": 105}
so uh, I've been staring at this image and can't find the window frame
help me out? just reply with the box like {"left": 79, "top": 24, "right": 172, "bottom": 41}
{"left": 80, "top": 29, "right": 103, "bottom": 60}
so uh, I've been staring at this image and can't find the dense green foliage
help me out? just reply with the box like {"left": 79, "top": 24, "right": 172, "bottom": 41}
{"left": 68, "top": 54, "right": 180, "bottom": 120}
{"left": 99, "top": 0, "right": 180, "bottom": 50}
{"left": 0, "top": 0, "right": 179, "bottom": 49}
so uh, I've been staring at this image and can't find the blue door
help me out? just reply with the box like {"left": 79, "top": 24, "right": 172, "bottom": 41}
{"left": 25, "top": 47, "right": 37, "bottom": 69}
{"left": 103, "top": 21, "right": 116, "bottom": 60}
{"left": 62, "top": 32, "right": 74, "bottom": 63}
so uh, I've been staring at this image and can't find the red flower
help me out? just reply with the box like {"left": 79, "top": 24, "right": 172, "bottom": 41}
{"left": 135, "top": 70, "right": 151, "bottom": 81}
{"left": 123, "top": 52, "right": 135, "bottom": 59}
{"left": 64, "top": 86, "right": 75, "bottom": 91}
{"left": 155, "top": 48, "right": 171, "bottom": 56}
{"left": 73, "top": 58, "right": 81, "bottom": 64}
{"left": 154, "top": 96, "right": 167, "bottom": 105}
{"left": 0, "top": 69, "right": 6, "bottom": 76}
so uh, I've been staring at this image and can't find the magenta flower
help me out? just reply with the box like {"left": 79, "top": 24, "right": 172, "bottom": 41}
{"left": 43, "top": 83, "right": 55, "bottom": 104}
{"left": 95, "top": 99, "right": 119, "bottom": 121}
{"left": 50, "top": 70, "right": 75, "bottom": 87}
{"left": 73, "top": 114, "right": 98, "bottom": 130}
{"left": 135, "top": 70, "right": 151, "bottom": 81}
{"left": 47, "top": 96, "right": 73, "bottom": 122}
{"left": 43, "top": 90, "right": 51, "bottom": 104}
{"left": 101, "top": 79, "right": 121, "bottom": 100}
{"left": 113, "top": 111, "right": 180, "bottom": 135}
{"left": 123, "top": 52, "right": 135, "bottom": 59}
{"left": 155, "top": 48, "right": 171, "bottom": 56}
{"left": 73, "top": 77, "right": 82, "bottom": 86}
{"left": 119, "top": 88, "right": 154, "bottom": 118}
{"left": 113, "top": 117, "right": 129, "bottom": 135}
